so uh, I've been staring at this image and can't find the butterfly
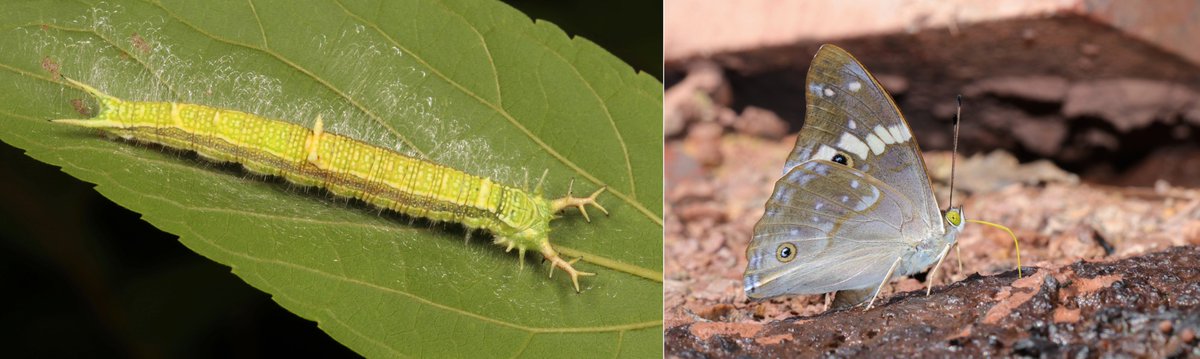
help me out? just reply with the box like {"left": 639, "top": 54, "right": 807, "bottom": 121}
{"left": 743, "top": 44, "right": 971, "bottom": 310}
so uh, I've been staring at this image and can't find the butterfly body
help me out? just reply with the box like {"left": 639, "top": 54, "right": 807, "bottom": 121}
{"left": 901, "top": 223, "right": 960, "bottom": 276}
{"left": 744, "top": 45, "right": 966, "bottom": 307}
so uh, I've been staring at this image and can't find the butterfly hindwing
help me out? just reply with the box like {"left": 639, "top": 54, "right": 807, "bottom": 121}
{"left": 744, "top": 160, "right": 926, "bottom": 298}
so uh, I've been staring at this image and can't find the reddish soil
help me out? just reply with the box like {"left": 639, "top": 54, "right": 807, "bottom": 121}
{"left": 667, "top": 247, "right": 1200, "bottom": 357}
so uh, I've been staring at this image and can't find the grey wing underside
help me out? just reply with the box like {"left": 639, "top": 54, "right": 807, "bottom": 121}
{"left": 744, "top": 160, "right": 926, "bottom": 299}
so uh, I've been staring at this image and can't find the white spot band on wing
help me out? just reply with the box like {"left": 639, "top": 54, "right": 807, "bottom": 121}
{"left": 874, "top": 125, "right": 895, "bottom": 144}
{"left": 887, "top": 125, "right": 907, "bottom": 143}
{"left": 810, "top": 144, "right": 837, "bottom": 163}
{"left": 836, "top": 132, "right": 870, "bottom": 160}
{"left": 865, "top": 133, "right": 885, "bottom": 155}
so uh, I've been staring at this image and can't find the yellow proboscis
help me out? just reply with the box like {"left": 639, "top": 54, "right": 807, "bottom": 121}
{"left": 967, "top": 219, "right": 1023, "bottom": 278}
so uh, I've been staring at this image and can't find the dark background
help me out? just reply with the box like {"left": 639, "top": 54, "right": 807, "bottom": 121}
{"left": 0, "top": 1, "right": 661, "bottom": 357}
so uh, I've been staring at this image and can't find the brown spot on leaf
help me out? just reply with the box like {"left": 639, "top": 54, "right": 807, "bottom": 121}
{"left": 131, "top": 32, "right": 151, "bottom": 54}
{"left": 41, "top": 56, "right": 60, "bottom": 80}
{"left": 70, "top": 99, "right": 93, "bottom": 116}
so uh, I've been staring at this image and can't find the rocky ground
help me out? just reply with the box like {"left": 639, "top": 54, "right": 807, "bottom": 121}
{"left": 665, "top": 130, "right": 1200, "bottom": 356}
{"left": 663, "top": 26, "right": 1200, "bottom": 354}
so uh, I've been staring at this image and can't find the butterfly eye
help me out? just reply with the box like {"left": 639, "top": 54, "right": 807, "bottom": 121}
{"left": 776, "top": 243, "right": 797, "bottom": 263}
{"left": 945, "top": 209, "right": 962, "bottom": 226}
{"left": 831, "top": 152, "right": 853, "bottom": 167}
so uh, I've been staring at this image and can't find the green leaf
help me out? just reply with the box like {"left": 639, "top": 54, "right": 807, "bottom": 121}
{"left": 0, "top": 0, "right": 663, "bottom": 357}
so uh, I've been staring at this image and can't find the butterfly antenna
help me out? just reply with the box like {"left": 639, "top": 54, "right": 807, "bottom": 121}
{"left": 947, "top": 95, "right": 962, "bottom": 210}
{"left": 955, "top": 96, "right": 1024, "bottom": 279}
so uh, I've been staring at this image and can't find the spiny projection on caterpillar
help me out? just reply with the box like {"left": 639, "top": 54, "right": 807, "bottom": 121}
{"left": 53, "top": 78, "right": 608, "bottom": 292}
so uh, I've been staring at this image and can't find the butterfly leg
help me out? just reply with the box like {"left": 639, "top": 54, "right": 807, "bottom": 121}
{"left": 551, "top": 183, "right": 608, "bottom": 222}
{"left": 865, "top": 256, "right": 903, "bottom": 311}
{"left": 956, "top": 244, "right": 964, "bottom": 273}
{"left": 925, "top": 243, "right": 955, "bottom": 296}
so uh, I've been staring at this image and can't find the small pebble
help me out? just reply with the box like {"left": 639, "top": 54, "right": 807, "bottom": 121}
{"left": 1159, "top": 320, "right": 1173, "bottom": 334}
{"left": 1181, "top": 328, "right": 1195, "bottom": 344}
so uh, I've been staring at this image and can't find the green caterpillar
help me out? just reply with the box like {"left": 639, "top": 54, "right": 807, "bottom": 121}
{"left": 53, "top": 78, "right": 606, "bottom": 292}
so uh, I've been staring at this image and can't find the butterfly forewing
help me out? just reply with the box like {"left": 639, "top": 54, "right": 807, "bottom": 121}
{"left": 784, "top": 45, "right": 940, "bottom": 231}
{"left": 745, "top": 45, "right": 945, "bottom": 299}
